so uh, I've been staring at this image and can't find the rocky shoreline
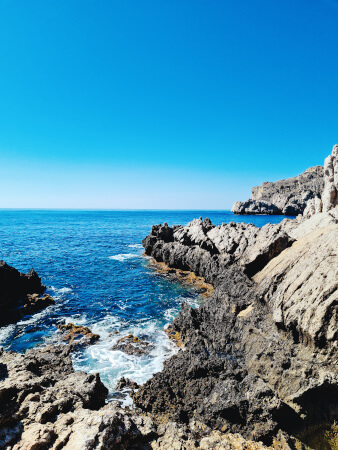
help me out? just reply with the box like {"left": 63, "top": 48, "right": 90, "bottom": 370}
{"left": 0, "top": 145, "right": 337, "bottom": 449}
{"left": 231, "top": 145, "right": 337, "bottom": 216}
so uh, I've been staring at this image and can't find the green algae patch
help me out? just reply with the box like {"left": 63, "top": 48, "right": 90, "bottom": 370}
{"left": 295, "top": 423, "right": 338, "bottom": 450}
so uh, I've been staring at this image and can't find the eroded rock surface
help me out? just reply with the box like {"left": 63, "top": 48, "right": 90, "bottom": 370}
{"left": 0, "top": 344, "right": 160, "bottom": 449}
{"left": 111, "top": 333, "right": 155, "bottom": 356}
{"left": 133, "top": 214, "right": 338, "bottom": 447}
{"left": 143, "top": 218, "right": 294, "bottom": 283}
{"left": 0, "top": 344, "right": 295, "bottom": 449}
{"left": 254, "top": 225, "right": 338, "bottom": 348}
{"left": 0, "top": 261, "right": 54, "bottom": 326}
{"left": 232, "top": 165, "right": 324, "bottom": 215}
{"left": 304, "top": 144, "right": 338, "bottom": 217}
{"left": 58, "top": 323, "right": 100, "bottom": 348}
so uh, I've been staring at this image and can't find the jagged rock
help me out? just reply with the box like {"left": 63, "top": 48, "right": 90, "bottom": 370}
{"left": 231, "top": 200, "right": 282, "bottom": 215}
{"left": 143, "top": 218, "right": 294, "bottom": 282}
{"left": 134, "top": 215, "right": 337, "bottom": 446}
{"left": 111, "top": 334, "right": 154, "bottom": 356}
{"left": 303, "top": 196, "right": 322, "bottom": 218}
{"left": 0, "top": 261, "right": 52, "bottom": 326}
{"left": 0, "top": 344, "right": 158, "bottom": 449}
{"left": 116, "top": 377, "right": 139, "bottom": 391}
{"left": 58, "top": 323, "right": 100, "bottom": 348}
{"left": 303, "top": 145, "right": 338, "bottom": 217}
{"left": 232, "top": 165, "right": 324, "bottom": 216}
{"left": 321, "top": 144, "right": 338, "bottom": 212}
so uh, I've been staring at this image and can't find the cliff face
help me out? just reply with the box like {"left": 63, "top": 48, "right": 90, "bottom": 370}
{"left": 232, "top": 163, "right": 324, "bottom": 216}
{"left": 133, "top": 209, "right": 338, "bottom": 447}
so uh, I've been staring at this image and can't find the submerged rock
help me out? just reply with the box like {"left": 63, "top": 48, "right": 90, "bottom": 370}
{"left": 111, "top": 333, "right": 154, "bottom": 356}
{"left": 0, "top": 261, "right": 53, "bottom": 326}
{"left": 58, "top": 323, "right": 100, "bottom": 348}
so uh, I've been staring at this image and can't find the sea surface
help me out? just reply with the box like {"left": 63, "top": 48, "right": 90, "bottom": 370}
{"left": 0, "top": 210, "right": 292, "bottom": 402}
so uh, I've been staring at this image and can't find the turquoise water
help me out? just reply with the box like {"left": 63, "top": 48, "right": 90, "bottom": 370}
{"left": 0, "top": 210, "right": 291, "bottom": 398}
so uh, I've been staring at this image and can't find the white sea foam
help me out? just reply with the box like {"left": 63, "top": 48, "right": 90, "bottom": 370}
{"left": 108, "top": 253, "right": 138, "bottom": 262}
{"left": 0, "top": 324, "right": 15, "bottom": 345}
{"left": 49, "top": 286, "right": 73, "bottom": 296}
{"left": 71, "top": 314, "right": 178, "bottom": 406}
{"left": 128, "top": 244, "right": 143, "bottom": 249}
{"left": 16, "top": 304, "right": 55, "bottom": 326}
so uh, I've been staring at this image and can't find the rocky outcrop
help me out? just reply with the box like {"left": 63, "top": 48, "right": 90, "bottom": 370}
{"left": 0, "top": 343, "right": 299, "bottom": 449}
{"left": 143, "top": 218, "right": 294, "bottom": 283}
{"left": 304, "top": 144, "right": 338, "bottom": 217}
{"left": 254, "top": 225, "right": 338, "bottom": 348}
{"left": 232, "top": 164, "right": 324, "bottom": 216}
{"left": 58, "top": 323, "right": 100, "bottom": 348}
{"left": 0, "top": 344, "right": 159, "bottom": 449}
{"left": 0, "top": 261, "right": 54, "bottom": 326}
{"left": 133, "top": 214, "right": 338, "bottom": 447}
{"left": 111, "top": 333, "right": 155, "bottom": 356}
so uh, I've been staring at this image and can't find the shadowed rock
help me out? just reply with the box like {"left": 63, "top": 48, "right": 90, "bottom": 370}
{"left": 0, "top": 261, "right": 54, "bottom": 326}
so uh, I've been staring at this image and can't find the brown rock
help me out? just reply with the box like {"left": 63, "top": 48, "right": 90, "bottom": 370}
{"left": 111, "top": 334, "right": 154, "bottom": 356}
{"left": 58, "top": 323, "right": 100, "bottom": 348}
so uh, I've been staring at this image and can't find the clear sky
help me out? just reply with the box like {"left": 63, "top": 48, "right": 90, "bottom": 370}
{"left": 0, "top": 0, "right": 337, "bottom": 209}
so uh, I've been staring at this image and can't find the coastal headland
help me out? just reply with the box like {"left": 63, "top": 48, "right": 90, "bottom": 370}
{"left": 0, "top": 145, "right": 337, "bottom": 449}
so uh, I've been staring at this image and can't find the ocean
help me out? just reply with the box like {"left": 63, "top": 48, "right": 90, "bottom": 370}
{"left": 0, "top": 210, "right": 292, "bottom": 402}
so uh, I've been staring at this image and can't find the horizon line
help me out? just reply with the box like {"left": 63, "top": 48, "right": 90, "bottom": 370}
{"left": 0, "top": 208, "right": 234, "bottom": 212}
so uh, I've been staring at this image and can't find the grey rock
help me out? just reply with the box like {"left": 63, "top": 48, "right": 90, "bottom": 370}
{"left": 321, "top": 144, "right": 338, "bottom": 212}
{"left": 232, "top": 165, "right": 324, "bottom": 216}
{"left": 254, "top": 224, "right": 338, "bottom": 349}
{"left": 143, "top": 218, "right": 294, "bottom": 283}
{"left": 0, "top": 344, "right": 157, "bottom": 449}
{"left": 134, "top": 214, "right": 337, "bottom": 446}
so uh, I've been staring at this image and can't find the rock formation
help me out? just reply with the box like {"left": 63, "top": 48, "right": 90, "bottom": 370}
{"left": 58, "top": 323, "right": 100, "bottom": 348}
{"left": 303, "top": 144, "right": 338, "bottom": 217}
{"left": 1, "top": 147, "right": 337, "bottom": 448}
{"left": 0, "top": 261, "right": 54, "bottom": 326}
{"left": 111, "top": 333, "right": 155, "bottom": 356}
{"left": 232, "top": 164, "right": 324, "bottom": 216}
{"left": 0, "top": 343, "right": 300, "bottom": 449}
{"left": 0, "top": 344, "right": 157, "bottom": 449}
{"left": 133, "top": 210, "right": 338, "bottom": 448}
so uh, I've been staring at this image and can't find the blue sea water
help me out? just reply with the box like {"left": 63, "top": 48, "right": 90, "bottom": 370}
{"left": 0, "top": 210, "right": 292, "bottom": 401}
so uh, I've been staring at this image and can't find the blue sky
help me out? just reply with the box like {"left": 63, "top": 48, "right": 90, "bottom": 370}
{"left": 0, "top": 0, "right": 337, "bottom": 209}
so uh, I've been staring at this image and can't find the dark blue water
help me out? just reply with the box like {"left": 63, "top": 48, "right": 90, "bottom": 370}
{"left": 0, "top": 210, "right": 291, "bottom": 399}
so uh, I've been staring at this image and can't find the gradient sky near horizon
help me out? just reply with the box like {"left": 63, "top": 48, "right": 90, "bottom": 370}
{"left": 0, "top": 0, "right": 337, "bottom": 209}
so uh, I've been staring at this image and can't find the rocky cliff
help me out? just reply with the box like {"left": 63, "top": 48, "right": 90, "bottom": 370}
{"left": 232, "top": 161, "right": 324, "bottom": 216}
{"left": 1, "top": 147, "right": 337, "bottom": 449}
{"left": 0, "top": 261, "right": 54, "bottom": 326}
{"left": 133, "top": 210, "right": 338, "bottom": 446}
